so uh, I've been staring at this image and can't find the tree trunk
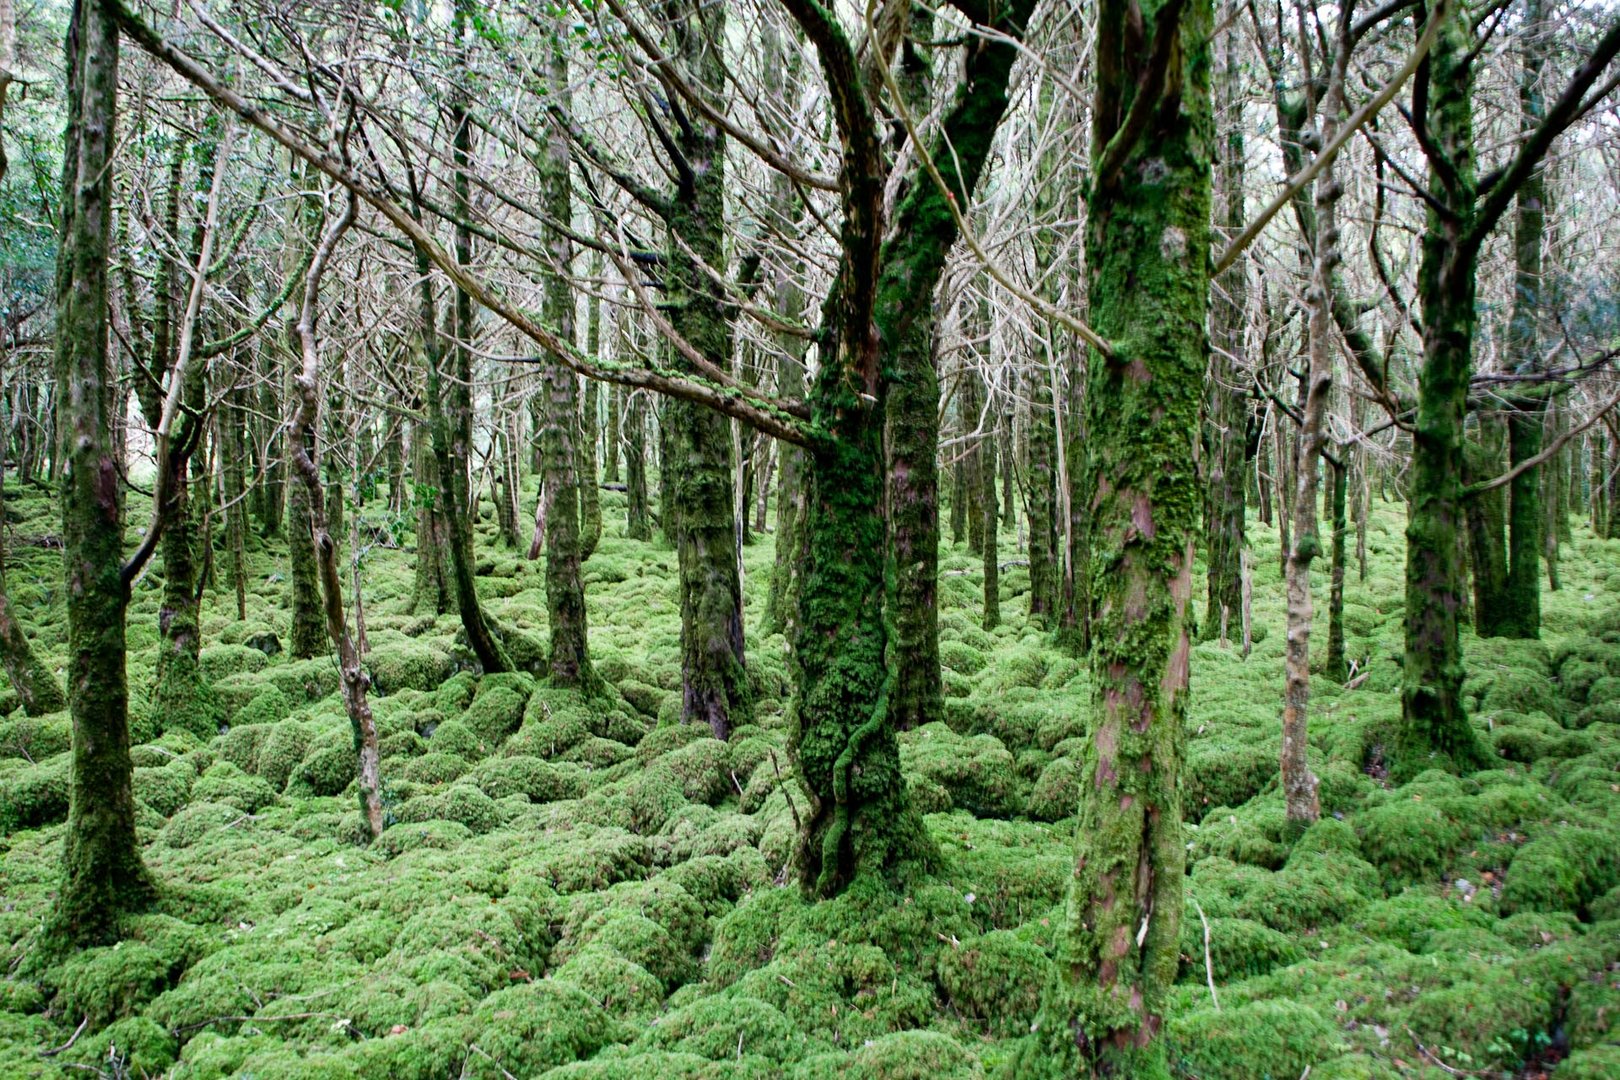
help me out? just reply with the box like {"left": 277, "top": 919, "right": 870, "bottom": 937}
{"left": 0, "top": 584, "right": 66, "bottom": 715}
{"left": 1464, "top": 423, "right": 1510, "bottom": 636}
{"left": 49, "top": 0, "right": 155, "bottom": 946}
{"left": 981, "top": 412, "right": 1000, "bottom": 631}
{"left": 1399, "top": 0, "right": 1491, "bottom": 774}
{"left": 1027, "top": 0, "right": 1210, "bottom": 1067}
{"left": 1326, "top": 456, "right": 1349, "bottom": 683}
{"left": 530, "top": 29, "right": 595, "bottom": 690}
{"left": 1204, "top": 21, "right": 1248, "bottom": 643}
{"left": 626, "top": 390, "right": 651, "bottom": 540}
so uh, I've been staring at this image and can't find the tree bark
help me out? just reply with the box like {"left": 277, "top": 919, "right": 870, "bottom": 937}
{"left": 1027, "top": 0, "right": 1211, "bottom": 1067}
{"left": 50, "top": 0, "right": 155, "bottom": 946}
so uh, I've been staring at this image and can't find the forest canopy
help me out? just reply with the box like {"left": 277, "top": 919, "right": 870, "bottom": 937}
{"left": 3, "top": 0, "right": 1620, "bottom": 1076}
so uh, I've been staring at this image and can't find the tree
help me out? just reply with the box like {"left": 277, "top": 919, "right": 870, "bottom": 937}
{"left": 48, "top": 0, "right": 155, "bottom": 947}
{"left": 1020, "top": 0, "right": 1212, "bottom": 1068}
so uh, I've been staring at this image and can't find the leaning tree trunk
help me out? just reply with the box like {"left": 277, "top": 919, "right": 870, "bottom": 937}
{"left": 49, "top": 0, "right": 155, "bottom": 947}
{"left": 288, "top": 192, "right": 384, "bottom": 839}
{"left": 1024, "top": 0, "right": 1211, "bottom": 1069}
{"left": 0, "top": 585, "right": 66, "bottom": 715}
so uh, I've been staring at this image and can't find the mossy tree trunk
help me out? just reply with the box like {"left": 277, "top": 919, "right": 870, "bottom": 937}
{"left": 409, "top": 414, "right": 453, "bottom": 615}
{"left": 1026, "top": 356, "right": 1058, "bottom": 628}
{"left": 626, "top": 389, "right": 651, "bottom": 541}
{"left": 1326, "top": 456, "right": 1349, "bottom": 683}
{"left": 579, "top": 257, "right": 604, "bottom": 561}
{"left": 1500, "top": 0, "right": 1547, "bottom": 638}
{"left": 788, "top": 0, "right": 1032, "bottom": 896}
{"left": 433, "top": 30, "right": 511, "bottom": 675}
{"left": 1024, "top": 0, "right": 1211, "bottom": 1068}
{"left": 604, "top": 385, "right": 621, "bottom": 484}
{"left": 50, "top": 0, "right": 155, "bottom": 946}
{"left": 530, "top": 27, "right": 595, "bottom": 691}
{"left": 963, "top": 364, "right": 985, "bottom": 556}
{"left": 222, "top": 382, "right": 249, "bottom": 620}
{"left": 285, "top": 181, "right": 325, "bottom": 660}
{"left": 1464, "top": 422, "right": 1510, "bottom": 636}
{"left": 662, "top": 0, "right": 750, "bottom": 738}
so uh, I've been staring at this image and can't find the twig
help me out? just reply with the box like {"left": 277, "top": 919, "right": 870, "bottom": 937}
{"left": 39, "top": 1015, "right": 88, "bottom": 1056}
{"left": 468, "top": 1043, "right": 519, "bottom": 1080}
{"left": 769, "top": 749, "right": 802, "bottom": 832}
{"left": 1192, "top": 898, "right": 1219, "bottom": 1011}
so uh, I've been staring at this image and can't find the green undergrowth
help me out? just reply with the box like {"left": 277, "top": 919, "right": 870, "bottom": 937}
{"left": 2, "top": 482, "right": 1619, "bottom": 1078}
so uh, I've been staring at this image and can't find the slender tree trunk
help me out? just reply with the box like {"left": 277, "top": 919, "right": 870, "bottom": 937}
{"left": 579, "top": 259, "right": 603, "bottom": 560}
{"left": 626, "top": 390, "right": 651, "bottom": 540}
{"left": 1205, "top": 21, "right": 1248, "bottom": 642}
{"left": 1028, "top": 0, "right": 1211, "bottom": 1067}
{"left": 981, "top": 413, "right": 1000, "bottom": 631}
{"left": 964, "top": 366, "right": 986, "bottom": 556}
{"left": 527, "top": 26, "right": 595, "bottom": 689}
{"left": 1465, "top": 422, "right": 1511, "bottom": 635}
{"left": 0, "top": 584, "right": 66, "bottom": 715}
{"left": 50, "top": 0, "right": 155, "bottom": 946}
{"left": 1326, "top": 456, "right": 1349, "bottom": 683}
{"left": 288, "top": 193, "right": 384, "bottom": 838}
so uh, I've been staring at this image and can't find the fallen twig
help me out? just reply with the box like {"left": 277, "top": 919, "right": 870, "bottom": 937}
{"left": 40, "top": 1015, "right": 88, "bottom": 1057}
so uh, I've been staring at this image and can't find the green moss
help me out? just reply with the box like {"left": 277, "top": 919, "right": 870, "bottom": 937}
{"left": 1025, "top": 757, "right": 1079, "bottom": 822}
{"left": 468, "top": 755, "right": 585, "bottom": 802}
{"left": 135, "top": 758, "right": 197, "bottom": 816}
{"left": 1177, "top": 915, "right": 1303, "bottom": 983}
{"left": 63, "top": 1015, "right": 178, "bottom": 1074}
{"left": 0, "top": 710, "right": 71, "bottom": 761}
{"left": 937, "top": 929, "right": 1049, "bottom": 1036}
{"left": 1502, "top": 824, "right": 1620, "bottom": 914}
{"left": 419, "top": 717, "right": 478, "bottom": 759}
{"left": 50, "top": 941, "right": 173, "bottom": 1026}
{"left": 0, "top": 751, "right": 69, "bottom": 830}
{"left": 798, "top": 1030, "right": 984, "bottom": 1080}
{"left": 513, "top": 826, "right": 653, "bottom": 894}
{"left": 899, "top": 723, "right": 1022, "bottom": 818}
{"left": 401, "top": 751, "right": 473, "bottom": 785}
{"left": 1355, "top": 797, "right": 1468, "bottom": 886}
{"left": 1555, "top": 1047, "right": 1620, "bottom": 1079}
{"left": 1236, "top": 850, "right": 1382, "bottom": 932}
{"left": 1166, "top": 1000, "right": 1344, "bottom": 1080}
{"left": 394, "top": 784, "right": 504, "bottom": 834}
{"left": 463, "top": 684, "right": 530, "bottom": 746}
{"left": 199, "top": 644, "right": 271, "bottom": 683}
{"left": 192, "top": 761, "right": 279, "bottom": 813}
{"left": 366, "top": 640, "right": 455, "bottom": 694}
{"left": 289, "top": 743, "right": 357, "bottom": 797}
{"left": 552, "top": 945, "right": 665, "bottom": 1021}
{"left": 637, "top": 993, "right": 827, "bottom": 1064}
{"left": 463, "top": 980, "right": 623, "bottom": 1078}
{"left": 1184, "top": 736, "right": 1278, "bottom": 820}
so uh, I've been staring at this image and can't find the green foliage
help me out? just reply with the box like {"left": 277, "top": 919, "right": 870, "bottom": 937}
{"left": 1167, "top": 1000, "right": 1344, "bottom": 1080}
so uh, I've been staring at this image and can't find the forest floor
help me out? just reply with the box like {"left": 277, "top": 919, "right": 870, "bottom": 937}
{"left": 2, "top": 481, "right": 1619, "bottom": 1079}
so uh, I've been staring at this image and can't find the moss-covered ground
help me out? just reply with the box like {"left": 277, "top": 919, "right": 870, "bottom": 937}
{"left": 3, "top": 480, "right": 1619, "bottom": 1078}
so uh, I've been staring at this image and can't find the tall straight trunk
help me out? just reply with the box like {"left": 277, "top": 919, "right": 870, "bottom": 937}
{"left": 1283, "top": 16, "right": 1357, "bottom": 828}
{"left": 604, "top": 385, "right": 621, "bottom": 483}
{"left": 409, "top": 416, "right": 452, "bottom": 614}
{"left": 762, "top": 23, "right": 808, "bottom": 640}
{"left": 658, "top": 0, "right": 749, "bottom": 738}
{"left": 625, "top": 390, "right": 651, "bottom": 540}
{"left": 254, "top": 340, "right": 283, "bottom": 536}
{"left": 1057, "top": 322, "right": 1090, "bottom": 655}
{"left": 50, "top": 0, "right": 155, "bottom": 946}
{"left": 580, "top": 379, "right": 602, "bottom": 560}
{"left": 537, "top": 25, "right": 594, "bottom": 690}
{"left": 385, "top": 412, "right": 404, "bottom": 513}
{"left": 981, "top": 413, "right": 1000, "bottom": 631}
{"left": 1606, "top": 426, "right": 1620, "bottom": 540}
{"left": 285, "top": 184, "right": 325, "bottom": 659}
{"left": 1464, "top": 422, "right": 1510, "bottom": 635}
{"left": 793, "top": 0, "right": 1032, "bottom": 896}
{"left": 885, "top": 287, "right": 943, "bottom": 729}
{"left": 579, "top": 259, "right": 603, "bottom": 560}
{"left": 223, "top": 384, "right": 249, "bottom": 619}
{"left": 433, "top": 29, "right": 511, "bottom": 674}
{"left": 1204, "top": 21, "right": 1248, "bottom": 642}
{"left": 1399, "top": 0, "right": 1491, "bottom": 774}
{"left": 1326, "top": 456, "right": 1349, "bottom": 682}
{"left": 1590, "top": 434, "right": 1605, "bottom": 537}
{"left": 1026, "top": 355, "right": 1058, "bottom": 627}
{"left": 1026, "top": 0, "right": 1211, "bottom": 1067}
{"left": 950, "top": 441, "right": 968, "bottom": 545}
{"left": 963, "top": 366, "right": 986, "bottom": 556}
